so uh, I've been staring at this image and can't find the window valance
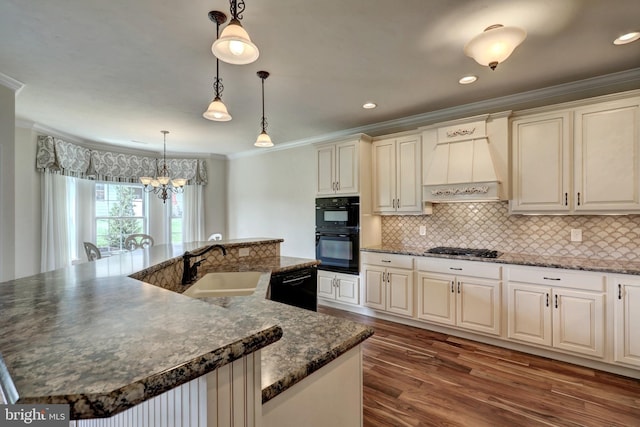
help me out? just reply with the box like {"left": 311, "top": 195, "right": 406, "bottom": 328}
{"left": 35, "top": 135, "right": 208, "bottom": 185}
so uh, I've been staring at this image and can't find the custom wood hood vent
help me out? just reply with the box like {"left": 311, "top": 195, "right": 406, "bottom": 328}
{"left": 422, "top": 113, "right": 509, "bottom": 203}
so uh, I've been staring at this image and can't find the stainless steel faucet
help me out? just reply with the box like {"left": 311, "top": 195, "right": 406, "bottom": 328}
{"left": 181, "top": 244, "right": 227, "bottom": 285}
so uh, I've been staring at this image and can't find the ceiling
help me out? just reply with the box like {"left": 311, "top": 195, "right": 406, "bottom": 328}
{"left": 1, "top": 0, "right": 639, "bottom": 157}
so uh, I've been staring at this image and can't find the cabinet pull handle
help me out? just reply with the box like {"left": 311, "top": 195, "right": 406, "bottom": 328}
{"left": 577, "top": 192, "right": 580, "bottom": 206}
{"left": 449, "top": 267, "right": 463, "bottom": 271}
{"left": 564, "top": 193, "right": 568, "bottom": 206}
{"left": 387, "top": 272, "right": 391, "bottom": 283}
{"left": 618, "top": 284, "right": 622, "bottom": 300}
{"left": 543, "top": 277, "right": 561, "bottom": 281}
{"left": 397, "top": 198, "right": 400, "bottom": 208}
{"left": 381, "top": 260, "right": 391, "bottom": 263}
{"left": 392, "top": 199, "right": 396, "bottom": 209}
{"left": 555, "top": 294, "right": 558, "bottom": 309}
{"left": 451, "top": 281, "right": 455, "bottom": 293}
{"left": 546, "top": 293, "right": 549, "bottom": 307}
{"left": 457, "top": 281, "right": 461, "bottom": 294}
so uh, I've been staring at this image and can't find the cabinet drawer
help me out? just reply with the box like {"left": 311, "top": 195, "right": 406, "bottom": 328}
{"left": 361, "top": 252, "right": 414, "bottom": 269}
{"left": 508, "top": 266, "right": 605, "bottom": 292}
{"left": 416, "top": 257, "right": 501, "bottom": 280}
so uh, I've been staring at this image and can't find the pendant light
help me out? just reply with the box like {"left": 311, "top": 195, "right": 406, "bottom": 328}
{"left": 212, "top": 0, "right": 259, "bottom": 65}
{"left": 140, "top": 131, "right": 186, "bottom": 203}
{"left": 255, "top": 71, "right": 273, "bottom": 148}
{"left": 464, "top": 24, "right": 526, "bottom": 70}
{"left": 203, "top": 11, "right": 232, "bottom": 121}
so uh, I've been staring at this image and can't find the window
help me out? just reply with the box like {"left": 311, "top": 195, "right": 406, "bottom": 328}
{"left": 170, "top": 192, "right": 184, "bottom": 243}
{"left": 95, "top": 183, "right": 147, "bottom": 254}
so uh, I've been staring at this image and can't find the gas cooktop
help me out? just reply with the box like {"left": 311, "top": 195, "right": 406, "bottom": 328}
{"left": 425, "top": 247, "right": 500, "bottom": 258}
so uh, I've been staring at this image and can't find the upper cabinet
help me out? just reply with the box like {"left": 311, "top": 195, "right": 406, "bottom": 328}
{"left": 372, "top": 134, "right": 422, "bottom": 214}
{"left": 316, "top": 136, "right": 371, "bottom": 196}
{"left": 511, "top": 93, "right": 640, "bottom": 214}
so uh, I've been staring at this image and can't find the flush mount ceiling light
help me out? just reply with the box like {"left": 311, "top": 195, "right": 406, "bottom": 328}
{"left": 458, "top": 75, "right": 478, "bottom": 85}
{"left": 464, "top": 24, "right": 526, "bottom": 70}
{"left": 255, "top": 71, "right": 273, "bottom": 148}
{"left": 203, "top": 11, "right": 232, "bottom": 121}
{"left": 212, "top": 0, "right": 259, "bottom": 65}
{"left": 140, "top": 131, "right": 186, "bottom": 203}
{"left": 614, "top": 31, "right": 640, "bottom": 45}
{"left": 362, "top": 102, "right": 377, "bottom": 109}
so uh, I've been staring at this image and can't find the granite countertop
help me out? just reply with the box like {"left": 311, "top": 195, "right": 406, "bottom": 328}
{"left": 191, "top": 256, "right": 374, "bottom": 403}
{"left": 362, "top": 244, "right": 640, "bottom": 276}
{"left": 0, "top": 240, "right": 373, "bottom": 419}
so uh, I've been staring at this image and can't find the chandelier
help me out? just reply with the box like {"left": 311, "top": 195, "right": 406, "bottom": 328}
{"left": 139, "top": 131, "right": 186, "bottom": 203}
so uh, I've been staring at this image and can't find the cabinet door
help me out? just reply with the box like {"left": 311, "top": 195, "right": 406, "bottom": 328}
{"left": 615, "top": 280, "right": 640, "bottom": 367}
{"left": 362, "top": 264, "right": 385, "bottom": 310}
{"left": 396, "top": 136, "right": 422, "bottom": 213}
{"left": 316, "top": 145, "right": 336, "bottom": 195}
{"left": 335, "top": 141, "right": 358, "bottom": 194}
{"left": 372, "top": 139, "right": 397, "bottom": 213}
{"left": 552, "top": 288, "right": 605, "bottom": 358}
{"left": 336, "top": 275, "right": 359, "bottom": 305}
{"left": 574, "top": 98, "right": 640, "bottom": 211}
{"left": 507, "top": 282, "right": 552, "bottom": 346}
{"left": 386, "top": 267, "right": 413, "bottom": 317}
{"left": 511, "top": 112, "right": 571, "bottom": 212}
{"left": 416, "top": 272, "right": 456, "bottom": 326}
{"left": 317, "top": 272, "right": 336, "bottom": 300}
{"left": 457, "top": 277, "right": 502, "bottom": 336}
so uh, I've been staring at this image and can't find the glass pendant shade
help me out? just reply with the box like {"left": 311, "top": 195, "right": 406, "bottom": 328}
{"left": 255, "top": 131, "right": 273, "bottom": 147}
{"left": 203, "top": 96, "right": 232, "bottom": 121}
{"left": 464, "top": 25, "right": 526, "bottom": 70}
{"left": 212, "top": 19, "right": 259, "bottom": 65}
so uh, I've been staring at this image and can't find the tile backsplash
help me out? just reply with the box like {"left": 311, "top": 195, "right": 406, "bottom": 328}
{"left": 382, "top": 202, "right": 640, "bottom": 261}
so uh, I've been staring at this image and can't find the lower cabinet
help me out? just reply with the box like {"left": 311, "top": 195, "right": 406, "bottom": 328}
{"left": 317, "top": 270, "right": 360, "bottom": 305}
{"left": 416, "top": 259, "right": 502, "bottom": 336}
{"left": 507, "top": 267, "right": 605, "bottom": 358}
{"left": 361, "top": 252, "right": 414, "bottom": 317}
{"left": 613, "top": 276, "right": 640, "bottom": 367}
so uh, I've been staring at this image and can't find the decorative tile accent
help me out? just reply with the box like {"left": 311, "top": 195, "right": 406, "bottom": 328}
{"left": 382, "top": 202, "right": 640, "bottom": 261}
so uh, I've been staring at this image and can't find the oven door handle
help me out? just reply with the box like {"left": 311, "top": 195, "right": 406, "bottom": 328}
{"left": 281, "top": 275, "right": 312, "bottom": 285}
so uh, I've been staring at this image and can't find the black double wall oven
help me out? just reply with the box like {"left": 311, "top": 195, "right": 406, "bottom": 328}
{"left": 315, "top": 196, "right": 360, "bottom": 275}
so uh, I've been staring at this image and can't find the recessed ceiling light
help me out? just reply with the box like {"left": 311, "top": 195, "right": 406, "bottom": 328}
{"left": 614, "top": 31, "right": 640, "bottom": 45}
{"left": 362, "top": 102, "right": 377, "bottom": 109}
{"left": 459, "top": 75, "right": 478, "bottom": 85}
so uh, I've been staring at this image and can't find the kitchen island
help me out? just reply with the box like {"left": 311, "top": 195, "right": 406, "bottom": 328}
{"left": 0, "top": 239, "right": 373, "bottom": 426}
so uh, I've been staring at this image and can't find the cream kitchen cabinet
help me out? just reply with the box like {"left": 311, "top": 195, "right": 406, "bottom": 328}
{"left": 511, "top": 93, "right": 640, "bottom": 214}
{"left": 372, "top": 134, "right": 422, "bottom": 213}
{"left": 507, "top": 267, "right": 605, "bottom": 358}
{"left": 361, "top": 252, "right": 414, "bottom": 317}
{"left": 416, "top": 258, "right": 502, "bottom": 336}
{"left": 317, "top": 270, "right": 360, "bottom": 306}
{"left": 316, "top": 139, "right": 360, "bottom": 196}
{"left": 613, "top": 276, "right": 640, "bottom": 368}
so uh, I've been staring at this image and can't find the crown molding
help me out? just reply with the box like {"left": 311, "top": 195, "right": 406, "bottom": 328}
{"left": 0, "top": 72, "right": 24, "bottom": 94}
{"left": 229, "top": 67, "right": 640, "bottom": 159}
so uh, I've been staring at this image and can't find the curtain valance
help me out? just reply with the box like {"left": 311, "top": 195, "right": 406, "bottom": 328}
{"left": 36, "top": 135, "right": 208, "bottom": 185}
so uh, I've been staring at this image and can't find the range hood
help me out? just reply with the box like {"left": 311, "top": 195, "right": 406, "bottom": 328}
{"left": 422, "top": 114, "right": 509, "bottom": 203}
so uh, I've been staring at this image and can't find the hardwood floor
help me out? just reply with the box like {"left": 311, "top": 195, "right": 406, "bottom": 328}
{"left": 319, "top": 306, "right": 640, "bottom": 427}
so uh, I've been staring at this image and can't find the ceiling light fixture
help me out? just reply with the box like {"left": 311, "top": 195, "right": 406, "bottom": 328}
{"left": 203, "top": 11, "right": 232, "bottom": 121}
{"left": 212, "top": 0, "right": 259, "bottom": 65}
{"left": 255, "top": 71, "right": 273, "bottom": 148}
{"left": 362, "top": 102, "right": 377, "bottom": 109}
{"left": 614, "top": 31, "right": 640, "bottom": 45}
{"left": 458, "top": 75, "right": 478, "bottom": 85}
{"left": 464, "top": 24, "right": 526, "bottom": 70}
{"left": 140, "top": 131, "right": 186, "bottom": 203}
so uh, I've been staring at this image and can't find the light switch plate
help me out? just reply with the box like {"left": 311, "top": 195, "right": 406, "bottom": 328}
{"left": 419, "top": 225, "right": 427, "bottom": 236}
{"left": 570, "top": 228, "right": 582, "bottom": 242}
{"left": 239, "top": 247, "right": 250, "bottom": 257}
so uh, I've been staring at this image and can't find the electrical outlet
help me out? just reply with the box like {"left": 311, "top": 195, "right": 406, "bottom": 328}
{"left": 570, "top": 228, "right": 582, "bottom": 242}
{"left": 239, "top": 247, "right": 250, "bottom": 257}
{"left": 419, "top": 225, "right": 426, "bottom": 236}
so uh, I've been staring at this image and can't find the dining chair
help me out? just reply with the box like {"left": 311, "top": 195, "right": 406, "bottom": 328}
{"left": 208, "top": 233, "right": 223, "bottom": 241}
{"left": 124, "top": 234, "right": 155, "bottom": 250}
{"left": 83, "top": 242, "right": 102, "bottom": 261}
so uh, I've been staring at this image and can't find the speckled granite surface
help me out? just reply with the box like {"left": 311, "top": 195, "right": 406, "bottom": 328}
{"left": 189, "top": 257, "right": 374, "bottom": 403}
{"left": 0, "top": 239, "right": 373, "bottom": 419}
{"left": 362, "top": 244, "right": 640, "bottom": 275}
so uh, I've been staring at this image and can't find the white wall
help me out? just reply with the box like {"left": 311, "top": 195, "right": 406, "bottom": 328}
{"left": 0, "top": 85, "right": 15, "bottom": 281}
{"left": 228, "top": 145, "right": 315, "bottom": 258}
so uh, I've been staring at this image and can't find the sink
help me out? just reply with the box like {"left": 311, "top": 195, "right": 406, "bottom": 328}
{"left": 183, "top": 271, "right": 262, "bottom": 298}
